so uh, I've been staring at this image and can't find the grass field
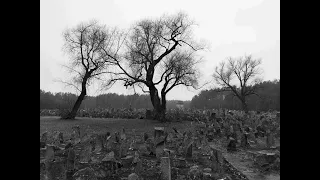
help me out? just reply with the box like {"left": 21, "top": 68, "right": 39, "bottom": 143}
{"left": 40, "top": 116, "right": 194, "bottom": 138}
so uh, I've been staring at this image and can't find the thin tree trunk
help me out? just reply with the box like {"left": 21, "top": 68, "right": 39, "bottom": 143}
{"left": 241, "top": 98, "right": 249, "bottom": 114}
{"left": 63, "top": 76, "right": 88, "bottom": 119}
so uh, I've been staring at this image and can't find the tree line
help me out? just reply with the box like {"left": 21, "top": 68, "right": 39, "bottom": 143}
{"left": 190, "top": 79, "right": 280, "bottom": 111}
{"left": 40, "top": 78, "right": 278, "bottom": 112}
{"left": 40, "top": 90, "right": 191, "bottom": 110}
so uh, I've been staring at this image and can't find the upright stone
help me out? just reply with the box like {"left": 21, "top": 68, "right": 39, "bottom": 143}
{"left": 45, "top": 144, "right": 55, "bottom": 162}
{"left": 120, "top": 142, "right": 128, "bottom": 158}
{"left": 40, "top": 131, "right": 48, "bottom": 143}
{"left": 185, "top": 142, "right": 193, "bottom": 159}
{"left": 154, "top": 127, "right": 165, "bottom": 139}
{"left": 79, "top": 143, "right": 92, "bottom": 163}
{"left": 114, "top": 132, "right": 120, "bottom": 143}
{"left": 156, "top": 140, "right": 165, "bottom": 158}
{"left": 128, "top": 173, "right": 139, "bottom": 180}
{"left": 160, "top": 157, "right": 171, "bottom": 180}
{"left": 143, "top": 132, "right": 149, "bottom": 142}
{"left": 58, "top": 132, "right": 64, "bottom": 144}
{"left": 73, "top": 167, "right": 97, "bottom": 180}
{"left": 66, "top": 148, "right": 76, "bottom": 171}
{"left": 46, "top": 160, "right": 66, "bottom": 180}
{"left": 227, "top": 137, "right": 237, "bottom": 152}
{"left": 240, "top": 132, "right": 250, "bottom": 148}
{"left": 266, "top": 130, "right": 275, "bottom": 148}
{"left": 72, "top": 125, "right": 81, "bottom": 138}
{"left": 210, "top": 147, "right": 224, "bottom": 173}
{"left": 93, "top": 135, "right": 103, "bottom": 153}
{"left": 52, "top": 131, "right": 61, "bottom": 146}
{"left": 120, "top": 127, "right": 126, "bottom": 141}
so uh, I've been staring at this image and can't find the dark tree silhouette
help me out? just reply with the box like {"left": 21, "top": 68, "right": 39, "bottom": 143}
{"left": 61, "top": 20, "right": 121, "bottom": 119}
{"left": 189, "top": 80, "right": 279, "bottom": 111}
{"left": 213, "top": 55, "right": 263, "bottom": 113}
{"left": 105, "top": 12, "right": 205, "bottom": 121}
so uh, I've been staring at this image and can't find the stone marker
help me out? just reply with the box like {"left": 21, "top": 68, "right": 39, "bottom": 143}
{"left": 128, "top": 173, "right": 139, "bottom": 180}
{"left": 81, "top": 133, "right": 91, "bottom": 143}
{"left": 156, "top": 140, "right": 165, "bottom": 157}
{"left": 266, "top": 130, "right": 275, "bottom": 148}
{"left": 112, "top": 142, "right": 121, "bottom": 159}
{"left": 115, "top": 132, "right": 120, "bottom": 143}
{"left": 154, "top": 127, "right": 165, "bottom": 139}
{"left": 52, "top": 131, "right": 61, "bottom": 146}
{"left": 210, "top": 147, "right": 224, "bottom": 173}
{"left": 144, "top": 132, "right": 149, "bottom": 142}
{"left": 121, "top": 155, "right": 134, "bottom": 168}
{"left": 254, "top": 151, "right": 278, "bottom": 167}
{"left": 203, "top": 172, "right": 212, "bottom": 180}
{"left": 134, "top": 157, "right": 143, "bottom": 175}
{"left": 227, "top": 138, "right": 237, "bottom": 152}
{"left": 173, "top": 157, "right": 187, "bottom": 168}
{"left": 45, "top": 144, "right": 55, "bottom": 162}
{"left": 138, "top": 143, "right": 149, "bottom": 156}
{"left": 58, "top": 132, "right": 64, "bottom": 144}
{"left": 102, "top": 151, "right": 115, "bottom": 162}
{"left": 93, "top": 136, "right": 103, "bottom": 153}
{"left": 66, "top": 148, "right": 76, "bottom": 171}
{"left": 46, "top": 159, "right": 66, "bottom": 180}
{"left": 79, "top": 144, "right": 92, "bottom": 163}
{"left": 188, "top": 165, "right": 201, "bottom": 179}
{"left": 203, "top": 168, "right": 212, "bottom": 173}
{"left": 72, "top": 125, "right": 81, "bottom": 138}
{"left": 185, "top": 141, "right": 193, "bottom": 159}
{"left": 160, "top": 157, "right": 171, "bottom": 180}
{"left": 73, "top": 167, "right": 97, "bottom": 180}
{"left": 120, "top": 142, "right": 128, "bottom": 158}
{"left": 120, "top": 127, "right": 126, "bottom": 141}
{"left": 240, "top": 132, "right": 250, "bottom": 148}
{"left": 41, "top": 131, "right": 48, "bottom": 143}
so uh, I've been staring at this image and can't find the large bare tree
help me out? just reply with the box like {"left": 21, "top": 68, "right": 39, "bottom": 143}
{"left": 104, "top": 12, "right": 205, "bottom": 121}
{"left": 213, "top": 55, "right": 263, "bottom": 113}
{"left": 61, "top": 20, "right": 121, "bottom": 119}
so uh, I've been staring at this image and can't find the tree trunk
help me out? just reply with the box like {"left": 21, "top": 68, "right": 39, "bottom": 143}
{"left": 148, "top": 85, "right": 166, "bottom": 121}
{"left": 63, "top": 76, "right": 88, "bottom": 120}
{"left": 241, "top": 98, "right": 249, "bottom": 114}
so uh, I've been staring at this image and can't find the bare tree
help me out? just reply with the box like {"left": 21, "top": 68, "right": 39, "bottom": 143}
{"left": 61, "top": 20, "right": 121, "bottom": 119}
{"left": 104, "top": 12, "right": 205, "bottom": 121}
{"left": 213, "top": 55, "right": 263, "bottom": 113}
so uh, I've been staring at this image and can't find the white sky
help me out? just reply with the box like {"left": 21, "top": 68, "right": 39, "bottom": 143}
{"left": 40, "top": 0, "right": 280, "bottom": 101}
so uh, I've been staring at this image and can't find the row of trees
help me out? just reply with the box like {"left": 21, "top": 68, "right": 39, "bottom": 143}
{"left": 61, "top": 12, "right": 205, "bottom": 120}
{"left": 58, "top": 12, "right": 277, "bottom": 120}
{"left": 190, "top": 80, "right": 280, "bottom": 111}
{"left": 40, "top": 90, "right": 191, "bottom": 110}
{"left": 41, "top": 78, "right": 280, "bottom": 112}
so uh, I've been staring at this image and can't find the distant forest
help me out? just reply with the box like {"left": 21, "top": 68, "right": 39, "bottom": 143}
{"left": 40, "top": 79, "right": 279, "bottom": 111}
{"left": 191, "top": 80, "right": 280, "bottom": 111}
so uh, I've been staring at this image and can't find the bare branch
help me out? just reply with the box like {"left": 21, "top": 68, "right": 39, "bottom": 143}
{"left": 54, "top": 79, "right": 81, "bottom": 93}
{"left": 212, "top": 54, "right": 263, "bottom": 112}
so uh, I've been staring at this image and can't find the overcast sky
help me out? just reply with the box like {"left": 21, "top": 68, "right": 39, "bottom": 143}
{"left": 40, "top": 0, "right": 280, "bottom": 101}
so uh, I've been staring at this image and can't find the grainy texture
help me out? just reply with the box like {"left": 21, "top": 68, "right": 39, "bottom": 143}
{"left": 40, "top": 116, "right": 194, "bottom": 138}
